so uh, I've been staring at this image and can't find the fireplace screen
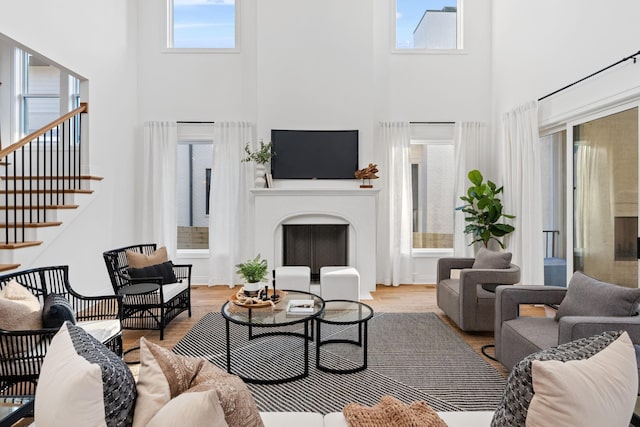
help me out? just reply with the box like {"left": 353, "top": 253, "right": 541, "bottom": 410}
{"left": 283, "top": 224, "right": 348, "bottom": 281}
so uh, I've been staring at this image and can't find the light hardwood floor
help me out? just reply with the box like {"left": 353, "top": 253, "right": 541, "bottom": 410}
{"left": 122, "top": 284, "right": 548, "bottom": 377}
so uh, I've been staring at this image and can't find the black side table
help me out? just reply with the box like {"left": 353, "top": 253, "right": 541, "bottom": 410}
{"left": 316, "top": 300, "right": 374, "bottom": 374}
{"left": 117, "top": 283, "right": 160, "bottom": 363}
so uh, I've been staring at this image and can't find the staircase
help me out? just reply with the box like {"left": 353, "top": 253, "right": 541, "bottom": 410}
{"left": 0, "top": 103, "right": 99, "bottom": 271}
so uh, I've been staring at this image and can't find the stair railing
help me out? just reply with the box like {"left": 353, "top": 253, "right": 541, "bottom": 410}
{"left": 0, "top": 103, "right": 87, "bottom": 246}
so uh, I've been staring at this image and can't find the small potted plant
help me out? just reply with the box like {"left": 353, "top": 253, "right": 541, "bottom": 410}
{"left": 235, "top": 254, "right": 269, "bottom": 296}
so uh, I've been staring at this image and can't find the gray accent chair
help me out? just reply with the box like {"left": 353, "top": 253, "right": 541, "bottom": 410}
{"left": 495, "top": 278, "right": 640, "bottom": 373}
{"left": 437, "top": 257, "right": 521, "bottom": 332}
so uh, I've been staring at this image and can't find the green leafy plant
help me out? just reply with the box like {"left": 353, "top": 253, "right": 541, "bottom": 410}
{"left": 456, "top": 169, "right": 515, "bottom": 249}
{"left": 241, "top": 140, "right": 274, "bottom": 165}
{"left": 235, "top": 254, "right": 268, "bottom": 283}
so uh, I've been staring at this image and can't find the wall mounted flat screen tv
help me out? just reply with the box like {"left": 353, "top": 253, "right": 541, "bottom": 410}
{"left": 270, "top": 129, "right": 359, "bottom": 179}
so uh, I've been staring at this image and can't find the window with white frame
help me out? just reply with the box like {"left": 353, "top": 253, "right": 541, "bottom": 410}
{"left": 395, "top": 0, "right": 461, "bottom": 50}
{"left": 410, "top": 123, "right": 455, "bottom": 249}
{"left": 16, "top": 49, "right": 81, "bottom": 141}
{"left": 176, "top": 124, "right": 214, "bottom": 250}
{"left": 167, "top": 0, "right": 238, "bottom": 50}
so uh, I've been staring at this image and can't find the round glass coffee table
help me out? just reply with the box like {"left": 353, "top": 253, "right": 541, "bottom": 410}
{"left": 315, "top": 299, "right": 374, "bottom": 374}
{"left": 221, "top": 290, "right": 324, "bottom": 384}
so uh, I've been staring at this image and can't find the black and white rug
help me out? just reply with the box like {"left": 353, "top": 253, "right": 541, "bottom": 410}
{"left": 173, "top": 312, "right": 506, "bottom": 414}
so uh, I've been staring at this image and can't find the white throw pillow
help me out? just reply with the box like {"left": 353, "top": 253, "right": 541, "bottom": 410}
{"left": 526, "top": 331, "right": 637, "bottom": 427}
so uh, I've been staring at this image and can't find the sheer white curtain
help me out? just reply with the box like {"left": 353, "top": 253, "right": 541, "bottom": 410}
{"left": 453, "top": 122, "right": 490, "bottom": 257}
{"left": 502, "top": 101, "right": 544, "bottom": 285}
{"left": 376, "top": 122, "right": 412, "bottom": 286}
{"left": 142, "top": 121, "right": 178, "bottom": 258}
{"left": 209, "top": 121, "right": 255, "bottom": 286}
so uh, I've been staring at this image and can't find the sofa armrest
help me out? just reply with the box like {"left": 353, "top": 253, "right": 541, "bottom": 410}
{"left": 437, "top": 258, "right": 475, "bottom": 283}
{"left": 495, "top": 285, "right": 566, "bottom": 362}
{"left": 558, "top": 315, "right": 640, "bottom": 344}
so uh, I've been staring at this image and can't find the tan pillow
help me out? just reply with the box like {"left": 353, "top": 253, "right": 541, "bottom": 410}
{"left": 126, "top": 246, "right": 168, "bottom": 268}
{"left": 526, "top": 331, "right": 637, "bottom": 427}
{"left": 0, "top": 279, "right": 42, "bottom": 331}
{"left": 134, "top": 337, "right": 263, "bottom": 427}
{"left": 146, "top": 387, "right": 228, "bottom": 427}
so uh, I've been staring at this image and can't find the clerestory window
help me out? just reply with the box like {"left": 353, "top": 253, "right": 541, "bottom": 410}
{"left": 394, "top": 0, "right": 462, "bottom": 51}
{"left": 167, "top": 0, "right": 238, "bottom": 50}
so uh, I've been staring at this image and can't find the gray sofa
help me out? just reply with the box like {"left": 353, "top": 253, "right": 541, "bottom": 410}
{"left": 437, "top": 256, "right": 521, "bottom": 331}
{"left": 495, "top": 271, "right": 640, "bottom": 372}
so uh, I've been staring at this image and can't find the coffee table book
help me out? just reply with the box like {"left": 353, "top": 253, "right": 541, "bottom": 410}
{"left": 286, "top": 299, "right": 315, "bottom": 315}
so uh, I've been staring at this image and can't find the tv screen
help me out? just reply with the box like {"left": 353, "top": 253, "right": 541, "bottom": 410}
{"left": 270, "top": 130, "right": 359, "bottom": 179}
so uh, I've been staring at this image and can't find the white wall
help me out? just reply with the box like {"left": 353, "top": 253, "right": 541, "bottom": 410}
{"left": 0, "top": 0, "right": 139, "bottom": 295}
{"left": 492, "top": 0, "right": 640, "bottom": 122}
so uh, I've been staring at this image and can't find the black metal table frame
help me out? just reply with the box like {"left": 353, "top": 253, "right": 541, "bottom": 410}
{"left": 221, "top": 291, "right": 324, "bottom": 385}
{"left": 0, "top": 396, "right": 34, "bottom": 427}
{"left": 315, "top": 300, "right": 374, "bottom": 374}
{"left": 118, "top": 282, "right": 160, "bottom": 364}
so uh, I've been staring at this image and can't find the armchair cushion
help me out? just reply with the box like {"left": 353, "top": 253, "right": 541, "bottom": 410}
{"left": 0, "top": 279, "right": 42, "bottom": 331}
{"left": 128, "top": 261, "right": 177, "bottom": 285}
{"left": 472, "top": 248, "right": 512, "bottom": 292}
{"left": 126, "top": 246, "right": 168, "bottom": 268}
{"left": 526, "top": 331, "right": 637, "bottom": 427}
{"left": 472, "top": 248, "right": 512, "bottom": 269}
{"left": 555, "top": 271, "right": 640, "bottom": 320}
{"left": 42, "top": 294, "right": 76, "bottom": 328}
{"left": 491, "top": 330, "right": 624, "bottom": 427}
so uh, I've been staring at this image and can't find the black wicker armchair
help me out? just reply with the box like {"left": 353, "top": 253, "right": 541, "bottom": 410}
{"left": 102, "top": 243, "right": 192, "bottom": 340}
{"left": 0, "top": 265, "right": 122, "bottom": 395}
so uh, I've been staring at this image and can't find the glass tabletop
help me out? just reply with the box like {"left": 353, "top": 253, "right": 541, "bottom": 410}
{"left": 318, "top": 299, "right": 374, "bottom": 324}
{"left": 221, "top": 290, "right": 324, "bottom": 327}
{"left": 0, "top": 397, "right": 33, "bottom": 423}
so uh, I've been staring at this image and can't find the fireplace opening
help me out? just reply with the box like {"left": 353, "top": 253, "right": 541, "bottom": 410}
{"left": 282, "top": 224, "right": 348, "bottom": 282}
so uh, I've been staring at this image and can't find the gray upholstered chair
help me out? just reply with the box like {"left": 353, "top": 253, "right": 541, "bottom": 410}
{"left": 495, "top": 271, "right": 640, "bottom": 372}
{"left": 437, "top": 250, "right": 521, "bottom": 332}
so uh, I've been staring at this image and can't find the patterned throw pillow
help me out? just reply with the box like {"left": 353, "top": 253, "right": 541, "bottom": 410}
{"left": 34, "top": 322, "right": 137, "bottom": 427}
{"left": 42, "top": 293, "right": 76, "bottom": 328}
{"left": 490, "top": 330, "right": 623, "bottom": 427}
{"left": 134, "top": 337, "right": 263, "bottom": 427}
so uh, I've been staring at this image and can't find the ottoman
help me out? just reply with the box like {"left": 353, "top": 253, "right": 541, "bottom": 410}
{"left": 275, "top": 266, "right": 311, "bottom": 292}
{"left": 320, "top": 266, "right": 360, "bottom": 301}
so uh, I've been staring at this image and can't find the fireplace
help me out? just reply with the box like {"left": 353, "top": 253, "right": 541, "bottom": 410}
{"left": 283, "top": 224, "right": 348, "bottom": 281}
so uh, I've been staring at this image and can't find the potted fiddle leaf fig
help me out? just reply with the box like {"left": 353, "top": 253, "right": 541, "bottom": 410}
{"left": 456, "top": 169, "right": 515, "bottom": 249}
{"left": 235, "top": 254, "right": 269, "bottom": 296}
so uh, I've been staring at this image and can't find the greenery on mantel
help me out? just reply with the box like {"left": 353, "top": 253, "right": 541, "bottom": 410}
{"left": 241, "top": 140, "right": 274, "bottom": 165}
{"left": 456, "top": 169, "right": 515, "bottom": 249}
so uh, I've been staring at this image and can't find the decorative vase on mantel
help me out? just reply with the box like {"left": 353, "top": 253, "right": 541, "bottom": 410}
{"left": 255, "top": 164, "right": 267, "bottom": 188}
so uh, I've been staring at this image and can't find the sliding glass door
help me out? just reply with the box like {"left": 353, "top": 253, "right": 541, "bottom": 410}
{"left": 573, "top": 107, "right": 639, "bottom": 288}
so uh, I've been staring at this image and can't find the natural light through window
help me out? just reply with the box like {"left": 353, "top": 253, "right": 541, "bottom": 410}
{"left": 396, "top": 0, "right": 459, "bottom": 50}
{"left": 169, "top": 0, "right": 236, "bottom": 49}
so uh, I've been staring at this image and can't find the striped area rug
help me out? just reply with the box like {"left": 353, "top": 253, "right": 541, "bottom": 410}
{"left": 173, "top": 312, "right": 506, "bottom": 414}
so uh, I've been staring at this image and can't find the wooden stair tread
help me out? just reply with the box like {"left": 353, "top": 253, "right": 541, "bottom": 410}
{"left": 3, "top": 189, "right": 93, "bottom": 194}
{"left": 0, "top": 264, "right": 20, "bottom": 272}
{"left": 0, "top": 222, "right": 62, "bottom": 228}
{"left": 0, "top": 175, "right": 103, "bottom": 181}
{"left": 0, "top": 241, "right": 42, "bottom": 250}
{"left": 1, "top": 205, "right": 79, "bottom": 210}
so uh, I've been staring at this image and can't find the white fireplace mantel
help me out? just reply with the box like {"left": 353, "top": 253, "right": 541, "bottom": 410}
{"left": 251, "top": 188, "right": 379, "bottom": 297}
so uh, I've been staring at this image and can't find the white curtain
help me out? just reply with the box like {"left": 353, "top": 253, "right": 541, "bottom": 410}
{"left": 502, "top": 101, "right": 545, "bottom": 285}
{"left": 209, "top": 121, "right": 255, "bottom": 286}
{"left": 453, "top": 122, "right": 490, "bottom": 257}
{"left": 142, "top": 121, "right": 178, "bottom": 258}
{"left": 376, "top": 122, "right": 412, "bottom": 286}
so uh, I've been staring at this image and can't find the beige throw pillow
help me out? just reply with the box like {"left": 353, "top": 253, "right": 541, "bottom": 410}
{"left": 526, "top": 331, "right": 637, "bottom": 427}
{"left": 126, "top": 246, "right": 168, "bottom": 269}
{"left": 0, "top": 279, "right": 42, "bottom": 331}
{"left": 134, "top": 337, "right": 263, "bottom": 427}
